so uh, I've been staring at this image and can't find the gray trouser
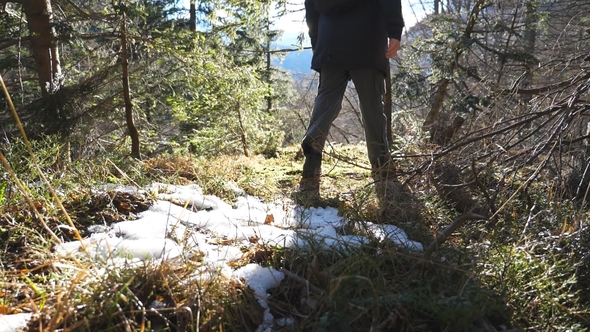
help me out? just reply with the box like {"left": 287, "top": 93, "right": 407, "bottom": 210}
{"left": 302, "top": 68, "right": 390, "bottom": 168}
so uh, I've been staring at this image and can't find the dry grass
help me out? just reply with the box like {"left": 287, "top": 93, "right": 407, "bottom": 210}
{"left": 1, "top": 140, "right": 589, "bottom": 331}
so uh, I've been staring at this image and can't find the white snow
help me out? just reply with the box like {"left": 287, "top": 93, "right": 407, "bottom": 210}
{"left": 7, "top": 183, "right": 422, "bottom": 332}
{"left": 234, "top": 264, "right": 286, "bottom": 332}
{"left": 0, "top": 313, "right": 32, "bottom": 332}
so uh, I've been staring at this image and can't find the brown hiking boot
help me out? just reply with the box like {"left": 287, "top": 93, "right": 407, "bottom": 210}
{"left": 372, "top": 159, "right": 423, "bottom": 224}
{"left": 372, "top": 158, "right": 398, "bottom": 200}
{"left": 372, "top": 158, "right": 397, "bottom": 181}
{"left": 292, "top": 176, "right": 320, "bottom": 205}
{"left": 292, "top": 152, "right": 322, "bottom": 205}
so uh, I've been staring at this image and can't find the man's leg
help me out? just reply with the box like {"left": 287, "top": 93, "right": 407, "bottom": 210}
{"left": 297, "top": 68, "right": 349, "bottom": 200}
{"left": 302, "top": 68, "right": 350, "bottom": 155}
{"left": 349, "top": 69, "right": 391, "bottom": 171}
{"left": 350, "top": 69, "right": 402, "bottom": 217}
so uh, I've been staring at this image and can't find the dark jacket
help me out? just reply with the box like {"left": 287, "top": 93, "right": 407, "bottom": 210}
{"left": 305, "top": 0, "right": 404, "bottom": 74}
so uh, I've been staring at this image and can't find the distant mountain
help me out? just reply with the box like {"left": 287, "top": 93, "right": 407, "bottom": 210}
{"left": 272, "top": 47, "right": 313, "bottom": 74}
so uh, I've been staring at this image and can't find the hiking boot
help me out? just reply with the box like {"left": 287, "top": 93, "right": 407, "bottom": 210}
{"left": 372, "top": 158, "right": 397, "bottom": 198}
{"left": 292, "top": 176, "right": 320, "bottom": 205}
{"left": 372, "top": 157, "right": 397, "bottom": 182}
{"left": 292, "top": 152, "right": 322, "bottom": 205}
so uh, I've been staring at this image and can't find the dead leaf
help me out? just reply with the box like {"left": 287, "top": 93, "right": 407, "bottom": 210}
{"left": 264, "top": 214, "right": 274, "bottom": 224}
{"left": 0, "top": 304, "right": 20, "bottom": 315}
{"left": 118, "top": 201, "right": 132, "bottom": 211}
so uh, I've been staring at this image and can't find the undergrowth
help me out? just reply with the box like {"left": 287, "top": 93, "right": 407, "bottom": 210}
{"left": 0, "top": 136, "right": 589, "bottom": 331}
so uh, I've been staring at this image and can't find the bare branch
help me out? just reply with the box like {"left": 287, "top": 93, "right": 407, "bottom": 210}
{"left": 423, "top": 211, "right": 488, "bottom": 260}
{"left": 280, "top": 268, "right": 323, "bottom": 294}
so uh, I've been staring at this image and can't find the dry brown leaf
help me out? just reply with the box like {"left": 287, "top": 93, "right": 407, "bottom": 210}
{"left": 264, "top": 214, "right": 274, "bottom": 224}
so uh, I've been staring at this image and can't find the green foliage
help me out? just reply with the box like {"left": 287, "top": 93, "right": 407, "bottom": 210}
{"left": 482, "top": 246, "right": 585, "bottom": 330}
{"left": 163, "top": 47, "right": 281, "bottom": 155}
{"left": 1, "top": 0, "right": 293, "bottom": 159}
{"left": 0, "top": 180, "right": 6, "bottom": 205}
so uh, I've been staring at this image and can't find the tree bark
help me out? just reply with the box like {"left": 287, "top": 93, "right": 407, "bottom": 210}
{"left": 385, "top": 65, "right": 392, "bottom": 144}
{"left": 520, "top": 0, "right": 537, "bottom": 104}
{"left": 421, "top": 0, "right": 486, "bottom": 131}
{"left": 265, "top": 33, "right": 272, "bottom": 113}
{"left": 264, "top": 4, "right": 272, "bottom": 113}
{"left": 189, "top": 0, "right": 196, "bottom": 31}
{"left": 120, "top": 12, "right": 140, "bottom": 159}
{"left": 21, "top": 0, "right": 62, "bottom": 97}
{"left": 235, "top": 102, "right": 250, "bottom": 157}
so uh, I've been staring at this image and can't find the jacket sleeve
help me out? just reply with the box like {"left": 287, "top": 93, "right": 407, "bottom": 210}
{"left": 379, "top": 0, "right": 405, "bottom": 40}
{"left": 305, "top": 0, "right": 320, "bottom": 50}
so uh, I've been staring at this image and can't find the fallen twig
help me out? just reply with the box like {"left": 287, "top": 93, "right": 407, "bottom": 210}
{"left": 423, "top": 211, "right": 488, "bottom": 260}
{"left": 280, "top": 268, "right": 323, "bottom": 295}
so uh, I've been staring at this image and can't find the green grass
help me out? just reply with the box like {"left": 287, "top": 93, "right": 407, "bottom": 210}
{"left": 0, "top": 137, "right": 589, "bottom": 331}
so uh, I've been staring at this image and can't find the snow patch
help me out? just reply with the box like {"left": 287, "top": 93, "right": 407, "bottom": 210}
{"left": 54, "top": 183, "right": 423, "bottom": 331}
{"left": 233, "top": 264, "right": 285, "bottom": 332}
{"left": 0, "top": 313, "right": 33, "bottom": 332}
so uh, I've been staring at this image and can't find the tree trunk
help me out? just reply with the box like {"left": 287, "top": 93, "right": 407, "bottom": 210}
{"left": 21, "top": 0, "right": 62, "bottom": 97}
{"left": 385, "top": 65, "right": 392, "bottom": 144}
{"left": 235, "top": 102, "right": 250, "bottom": 157}
{"left": 422, "top": 0, "right": 486, "bottom": 131}
{"left": 520, "top": 0, "right": 537, "bottom": 105}
{"left": 120, "top": 13, "right": 140, "bottom": 159}
{"left": 189, "top": 0, "right": 196, "bottom": 31}
{"left": 265, "top": 36, "right": 272, "bottom": 113}
{"left": 264, "top": 4, "right": 272, "bottom": 113}
{"left": 11, "top": 0, "right": 74, "bottom": 137}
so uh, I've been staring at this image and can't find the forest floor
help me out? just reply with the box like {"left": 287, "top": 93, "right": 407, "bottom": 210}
{"left": 1, "top": 143, "right": 589, "bottom": 331}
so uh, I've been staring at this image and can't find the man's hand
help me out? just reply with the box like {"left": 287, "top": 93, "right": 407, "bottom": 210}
{"left": 386, "top": 38, "right": 400, "bottom": 58}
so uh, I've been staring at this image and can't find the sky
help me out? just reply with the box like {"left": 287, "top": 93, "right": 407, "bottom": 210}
{"left": 1, "top": 182, "right": 422, "bottom": 332}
